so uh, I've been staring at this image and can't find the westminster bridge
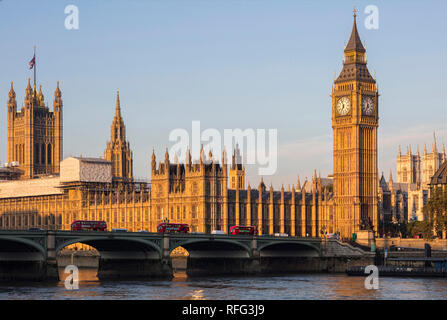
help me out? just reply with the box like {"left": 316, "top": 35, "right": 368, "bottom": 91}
{"left": 0, "top": 230, "right": 374, "bottom": 281}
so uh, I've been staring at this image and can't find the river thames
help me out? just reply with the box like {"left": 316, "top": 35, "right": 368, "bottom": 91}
{"left": 1, "top": 270, "right": 447, "bottom": 300}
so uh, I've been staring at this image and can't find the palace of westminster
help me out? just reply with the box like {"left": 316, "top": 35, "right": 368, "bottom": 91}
{"left": 0, "top": 14, "right": 446, "bottom": 239}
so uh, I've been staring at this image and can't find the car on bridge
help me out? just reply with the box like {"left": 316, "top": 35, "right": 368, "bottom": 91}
{"left": 28, "top": 227, "right": 45, "bottom": 231}
{"left": 274, "top": 233, "right": 288, "bottom": 237}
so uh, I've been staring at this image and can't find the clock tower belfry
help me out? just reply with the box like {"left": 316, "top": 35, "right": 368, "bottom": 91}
{"left": 331, "top": 11, "right": 379, "bottom": 238}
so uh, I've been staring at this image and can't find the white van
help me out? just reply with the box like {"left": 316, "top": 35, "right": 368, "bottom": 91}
{"left": 112, "top": 228, "right": 128, "bottom": 232}
{"left": 274, "top": 233, "right": 288, "bottom": 237}
{"left": 211, "top": 230, "right": 226, "bottom": 235}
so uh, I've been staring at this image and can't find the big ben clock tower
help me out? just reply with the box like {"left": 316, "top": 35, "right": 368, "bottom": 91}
{"left": 332, "top": 10, "right": 379, "bottom": 238}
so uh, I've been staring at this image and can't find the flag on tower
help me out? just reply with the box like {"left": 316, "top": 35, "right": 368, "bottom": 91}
{"left": 29, "top": 54, "right": 35, "bottom": 69}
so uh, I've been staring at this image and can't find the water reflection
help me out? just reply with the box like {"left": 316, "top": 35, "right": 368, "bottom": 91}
{"left": 1, "top": 269, "right": 447, "bottom": 300}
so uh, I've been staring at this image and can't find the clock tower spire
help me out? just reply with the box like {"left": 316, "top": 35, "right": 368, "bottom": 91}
{"left": 330, "top": 11, "right": 379, "bottom": 238}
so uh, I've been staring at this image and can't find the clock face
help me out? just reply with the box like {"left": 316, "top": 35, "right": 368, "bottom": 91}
{"left": 362, "top": 96, "right": 374, "bottom": 115}
{"left": 336, "top": 96, "right": 351, "bottom": 116}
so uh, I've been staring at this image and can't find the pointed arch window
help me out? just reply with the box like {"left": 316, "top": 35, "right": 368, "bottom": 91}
{"left": 41, "top": 144, "right": 45, "bottom": 165}
{"left": 47, "top": 144, "right": 52, "bottom": 165}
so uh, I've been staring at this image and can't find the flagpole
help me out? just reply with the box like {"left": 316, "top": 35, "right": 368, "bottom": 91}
{"left": 33, "top": 45, "right": 36, "bottom": 87}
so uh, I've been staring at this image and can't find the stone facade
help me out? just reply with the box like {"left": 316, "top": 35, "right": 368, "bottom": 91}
{"left": 378, "top": 139, "right": 446, "bottom": 222}
{"left": 331, "top": 12, "right": 379, "bottom": 237}
{"left": 7, "top": 79, "right": 62, "bottom": 178}
{"left": 0, "top": 14, "right": 382, "bottom": 240}
{"left": 104, "top": 90, "right": 133, "bottom": 182}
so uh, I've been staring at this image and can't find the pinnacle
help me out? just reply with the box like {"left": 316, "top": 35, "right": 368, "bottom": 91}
{"left": 345, "top": 12, "right": 366, "bottom": 53}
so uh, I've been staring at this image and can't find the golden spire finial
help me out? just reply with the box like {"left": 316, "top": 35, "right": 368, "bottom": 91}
{"left": 353, "top": 5, "right": 358, "bottom": 18}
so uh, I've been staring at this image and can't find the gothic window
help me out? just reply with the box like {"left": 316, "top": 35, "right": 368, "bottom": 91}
{"left": 47, "top": 144, "right": 52, "bottom": 165}
{"left": 34, "top": 143, "right": 38, "bottom": 164}
{"left": 205, "top": 181, "right": 210, "bottom": 194}
{"left": 403, "top": 168, "right": 407, "bottom": 183}
{"left": 41, "top": 144, "right": 45, "bottom": 165}
{"left": 157, "top": 184, "right": 163, "bottom": 196}
{"left": 192, "top": 182, "right": 198, "bottom": 195}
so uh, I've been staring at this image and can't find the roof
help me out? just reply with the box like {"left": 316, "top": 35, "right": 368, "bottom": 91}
{"left": 335, "top": 63, "right": 374, "bottom": 83}
{"left": 71, "top": 157, "right": 111, "bottom": 164}
{"left": 430, "top": 161, "right": 447, "bottom": 185}
{"left": 335, "top": 14, "right": 374, "bottom": 84}
{"left": 345, "top": 15, "right": 366, "bottom": 53}
{"left": 0, "top": 176, "right": 63, "bottom": 198}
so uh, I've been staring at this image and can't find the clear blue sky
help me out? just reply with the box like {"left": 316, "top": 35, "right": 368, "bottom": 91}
{"left": 1, "top": 0, "right": 446, "bottom": 187}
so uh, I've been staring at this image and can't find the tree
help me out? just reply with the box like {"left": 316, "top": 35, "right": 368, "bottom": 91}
{"left": 406, "top": 220, "right": 431, "bottom": 240}
{"left": 423, "top": 186, "right": 447, "bottom": 239}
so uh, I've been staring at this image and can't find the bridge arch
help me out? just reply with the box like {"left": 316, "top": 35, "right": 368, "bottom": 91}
{"left": 258, "top": 241, "right": 320, "bottom": 257}
{"left": 0, "top": 236, "right": 46, "bottom": 260}
{"left": 171, "top": 238, "right": 252, "bottom": 258}
{"left": 56, "top": 236, "right": 163, "bottom": 258}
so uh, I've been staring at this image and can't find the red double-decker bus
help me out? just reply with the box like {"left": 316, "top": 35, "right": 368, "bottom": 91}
{"left": 229, "top": 225, "right": 257, "bottom": 235}
{"left": 157, "top": 222, "right": 189, "bottom": 234}
{"left": 71, "top": 220, "right": 107, "bottom": 231}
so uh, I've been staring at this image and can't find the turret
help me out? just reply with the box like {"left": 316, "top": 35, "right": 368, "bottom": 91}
{"left": 247, "top": 183, "right": 251, "bottom": 201}
{"left": 259, "top": 177, "right": 266, "bottom": 193}
{"left": 388, "top": 170, "right": 394, "bottom": 189}
{"left": 229, "top": 144, "right": 245, "bottom": 189}
{"left": 164, "top": 147, "right": 170, "bottom": 171}
{"left": 7, "top": 81, "right": 16, "bottom": 113}
{"left": 186, "top": 147, "right": 192, "bottom": 171}
{"left": 24, "top": 78, "right": 33, "bottom": 108}
{"left": 104, "top": 89, "right": 132, "bottom": 181}
{"left": 38, "top": 84, "right": 44, "bottom": 107}
{"left": 433, "top": 133, "right": 438, "bottom": 153}
{"left": 199, "top": 144, "right": 204, "bottom": 166}
{"left": 151, "top": 149, "right": 156, "bottom": 173}
{"left": 53, "top": 80, "right": 63, "bottom": 174}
